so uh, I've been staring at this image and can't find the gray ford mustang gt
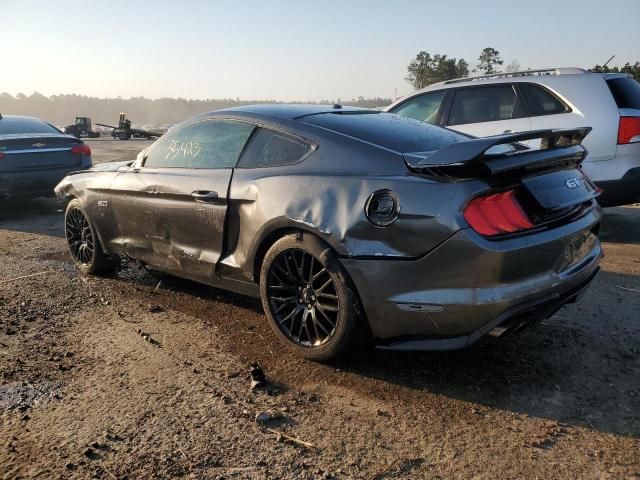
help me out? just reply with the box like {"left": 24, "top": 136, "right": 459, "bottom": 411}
{"left": 54, "top": 105, "right": 602, "bottom": 360}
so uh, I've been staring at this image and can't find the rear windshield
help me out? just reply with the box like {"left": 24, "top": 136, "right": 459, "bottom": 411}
{"left": 606, "top": 77, "right": 640, "bottom": 109}
{"left": 0, "top": 117, "right": 60, "bottom": 135}
{"left": 301, "top": 112, "right": 466, "bottom": 153}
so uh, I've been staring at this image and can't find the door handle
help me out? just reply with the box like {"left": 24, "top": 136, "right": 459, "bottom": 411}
{"left": 503, "top": 129, "right": 513, "bottom": 134}
{"left": 191, "top": 190, "right": 220, "bottom": 202}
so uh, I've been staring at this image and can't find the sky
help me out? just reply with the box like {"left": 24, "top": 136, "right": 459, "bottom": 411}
{"left": 2, "top": 0, "right": 638, "bottom": 101}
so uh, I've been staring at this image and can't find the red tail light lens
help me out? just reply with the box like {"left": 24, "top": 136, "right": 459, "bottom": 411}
{"left": 617, "top": 117, "right": 640, "bottom": 144}
{"left": 71, "top": 144, "right": 91, "bottom": 156}
{"left": 464, "top": 190, "right": 534, "bottom": 236}
{"left": 0, "top": 152, "right": 4, "bottom": 161}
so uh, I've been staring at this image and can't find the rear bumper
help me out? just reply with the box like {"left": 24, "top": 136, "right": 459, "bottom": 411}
{"left": 596, "top": 166, "right": 640, "bottom": 206}
{"left": 377, "top": 266, "right": 598, "bottom": 351}
{"left": 0, "top": 165, "right": 90, "bottom": 199}
{"left": 342, "top": 206, "right": 602, "bottom": 350}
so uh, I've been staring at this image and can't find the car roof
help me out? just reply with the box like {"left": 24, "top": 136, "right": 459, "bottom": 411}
{"left": 385, "top": 67, "right": 608, "bottom": 111}
{"left": 423, "top": 67, "right": 589, "bottom": 90}
{"left": 0, "top": 114, "right": 43, "bottom": 121}
{"left": 211, "top": 104, "right": 377, "bottom": 120}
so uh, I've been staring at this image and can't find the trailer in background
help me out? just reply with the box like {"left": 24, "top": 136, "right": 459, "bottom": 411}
{"left": 96, "top": 113, "right": 162, "bottom": 140}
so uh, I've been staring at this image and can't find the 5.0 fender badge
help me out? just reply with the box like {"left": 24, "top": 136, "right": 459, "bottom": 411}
{"left": 98, "top": 200, "right": 108, "bottom": 207}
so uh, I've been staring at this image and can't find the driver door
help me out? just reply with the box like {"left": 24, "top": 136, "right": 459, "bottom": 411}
{"left": 109, "top": 119, "right": 255, "bottom": 281}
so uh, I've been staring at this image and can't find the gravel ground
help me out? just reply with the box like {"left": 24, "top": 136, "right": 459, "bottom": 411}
{"left": 1, "top": 139, "right": 639, "bottom": 479}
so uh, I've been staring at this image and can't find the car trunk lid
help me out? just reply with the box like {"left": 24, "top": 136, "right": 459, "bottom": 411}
{"left": 0, "top": 134, "right": 85, "bottom": 172}
{"left": 404, "top": 128, "right": 599, "bottom": 236}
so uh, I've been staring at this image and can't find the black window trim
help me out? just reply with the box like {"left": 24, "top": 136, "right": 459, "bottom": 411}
{"left": 443, "top": 83, "right": 528, "bottom": 127}
{"left": 514, "top": 82, "right": 572, "bottom": 118}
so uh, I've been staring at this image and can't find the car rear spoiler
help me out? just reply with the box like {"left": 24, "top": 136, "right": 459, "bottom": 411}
{"left": 404, "top": 128, "right": 591, "bottom": 176}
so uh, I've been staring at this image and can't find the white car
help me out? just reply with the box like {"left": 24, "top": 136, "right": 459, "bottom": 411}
{"left": 386, "top": 68, "right": 640, "bottom": 206}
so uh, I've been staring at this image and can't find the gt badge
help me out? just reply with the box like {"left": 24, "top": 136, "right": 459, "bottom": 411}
{"left": 565, "top": 177, "right": 582, "bottom": 189}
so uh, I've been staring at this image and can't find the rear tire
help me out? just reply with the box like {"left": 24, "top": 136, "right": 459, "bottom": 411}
{"left": 64, "top": 199, "right": 117, "bottom": 275}
{"left": 259, "top": 233, "right": 359, "bottom": 361}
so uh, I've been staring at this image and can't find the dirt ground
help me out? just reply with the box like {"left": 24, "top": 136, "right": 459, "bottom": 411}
{"left": 1, "top": 138, "right": 639, "bottom": 479}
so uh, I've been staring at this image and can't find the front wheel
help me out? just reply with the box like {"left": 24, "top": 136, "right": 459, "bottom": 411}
{"left": 64, "top": 199, "right": 117, "bottom": 275}
{"left": 260, "top": 234, "right": 359, "bottom": 361}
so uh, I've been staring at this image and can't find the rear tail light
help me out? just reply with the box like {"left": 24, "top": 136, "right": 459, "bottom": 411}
{"left": 0, "top": 152, "right": 4, "bottom": 161}
{"left": 464, "top": 190, "right": 534, "bottom": 236}
{"left": 71, "top": 144, "right": 91, "bottom": 156}
{"left": 617, "top": 117, "right": 640, "bottom": 144}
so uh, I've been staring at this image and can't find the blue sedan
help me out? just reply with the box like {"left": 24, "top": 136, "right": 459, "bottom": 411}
{"left": 0, "top": 114, "right": 92, "bottom": 199}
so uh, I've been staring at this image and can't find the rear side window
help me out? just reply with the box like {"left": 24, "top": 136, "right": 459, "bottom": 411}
{"left": 0, "top": 117, "right": 60, "bottom": 135}
{"left": 237, "top": 128, "right": 312, "bottom": 168}
{"left": 607, "top": 77, "right": 640, "bottom": 109}
{"left": 301, "top": 112, "right": 466, "bottom": 153}
{"left": 391, "top": 91, "right": 446, "bottom": 124}
{"left": 447, "top": 85, "right": 525, "bottom": 125}
{"left": 144, "top": 119, "right": 254, "bottom": 169}
{"left": 518, "top": 84, "right": 569, "bottom": 116}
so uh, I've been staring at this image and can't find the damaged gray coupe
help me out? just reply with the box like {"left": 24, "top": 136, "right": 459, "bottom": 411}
{"left": 55, "top": 105, "right": 602, "bottom": 360}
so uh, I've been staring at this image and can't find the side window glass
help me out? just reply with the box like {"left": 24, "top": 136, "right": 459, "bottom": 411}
{"left": 237, "top": 128, "right": 312, "bottom": 168}
{"left": 144, "top": 120, "right": 255, "bottom": 169}
{"left": 392, "top": 91, "right": 445, "bottom": 124}
{"left": 448, "top": 85, "right": 524, "bottom": 125}
{"left": 519, "top": 84, "right": 568, "bottom": 116}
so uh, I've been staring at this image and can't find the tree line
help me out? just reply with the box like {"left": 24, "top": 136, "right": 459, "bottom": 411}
{"left": 0, "top": 93, "right": 392, "bottom": 127}
{"left": 405, "top": 47, "right": 640, "bottom": 89}
{"left": 2, "top": 51, "right": 638, "bottom": 126}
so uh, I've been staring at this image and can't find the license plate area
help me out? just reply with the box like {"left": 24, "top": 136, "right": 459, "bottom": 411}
{"left": 522, "top": 168, "right": 597, "bottom": 210}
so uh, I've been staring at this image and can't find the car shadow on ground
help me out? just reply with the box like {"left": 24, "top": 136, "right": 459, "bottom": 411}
{"left": 112, "top": 265, "right": 640, "bottom": 440}
{"left": 333, "top": 267, "right": 640, "bottom": 439}
{"left": 600, "top": 206, "right": 640, "bottom": 244}
{"left": 0, "top": 198, "right": 64, "bottom": 238}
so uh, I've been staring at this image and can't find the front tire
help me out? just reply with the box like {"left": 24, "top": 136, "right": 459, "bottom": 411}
{"left": 260, "top": 233, "right": 358, "bottom": 361}
{"left": 64, "top": 199, "right": 117, "bottom": 275}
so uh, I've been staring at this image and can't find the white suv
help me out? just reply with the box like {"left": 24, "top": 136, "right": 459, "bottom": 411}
{"left": 386, "top": 68, "right": 640, "bottom": 206}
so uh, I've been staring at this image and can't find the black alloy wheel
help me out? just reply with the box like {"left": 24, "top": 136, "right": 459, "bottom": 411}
{"left": 65, "top": 206, "right": 95, "bottom": 266}
{"left": 266, "top": 248, "right": 340, "bottom": 347}
{"left": 64, "top": 199, "right": 118, "bottom": 274}
{"left": 260, "top": 234, "right": 360, "bottom": 361}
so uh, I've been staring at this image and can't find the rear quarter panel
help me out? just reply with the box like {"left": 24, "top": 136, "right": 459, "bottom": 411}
{"left": 225, "top": 137, "right": 490, "bottom": 280}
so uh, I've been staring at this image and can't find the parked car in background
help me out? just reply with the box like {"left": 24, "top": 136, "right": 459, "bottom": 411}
{"left": 0, "top": 114, "right": 92, "bottom": 199}
{"left": 56, "top": 105, "right": 601, "bottom": 361}
{"left": 386, "top": 68, "right": 640, "bottom": 206}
